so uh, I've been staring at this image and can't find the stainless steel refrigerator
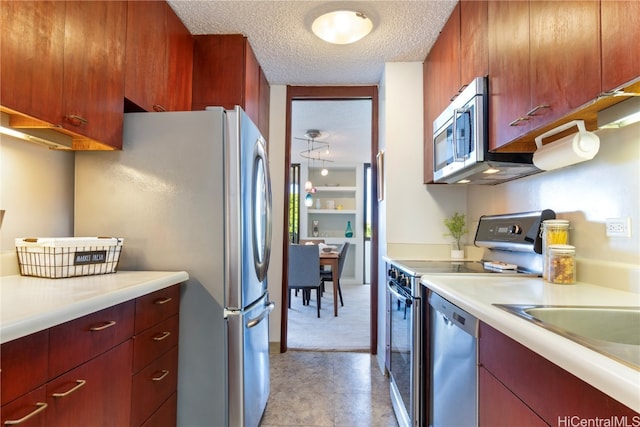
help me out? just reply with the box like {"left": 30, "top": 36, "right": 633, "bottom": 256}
{"left": 74, "top": 107, "right": 274, "bottom": 427}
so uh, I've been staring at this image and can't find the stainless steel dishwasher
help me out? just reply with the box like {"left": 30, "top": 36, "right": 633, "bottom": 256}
{"left": 429, "top": 291, "right": 479, "bottom": 427}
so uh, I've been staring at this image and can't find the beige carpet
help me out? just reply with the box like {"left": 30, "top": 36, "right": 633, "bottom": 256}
{"left": 286, "top": 282, "right": 371, "bottom": 352}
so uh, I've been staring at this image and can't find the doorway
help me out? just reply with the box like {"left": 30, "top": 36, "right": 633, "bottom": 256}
{"left": 280, "top": 86, "right": 379, "bottom": 353}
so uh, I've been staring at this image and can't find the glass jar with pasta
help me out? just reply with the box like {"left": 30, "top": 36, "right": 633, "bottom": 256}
{"left": 541, "top": 219, "right": 570, "bottom": 281}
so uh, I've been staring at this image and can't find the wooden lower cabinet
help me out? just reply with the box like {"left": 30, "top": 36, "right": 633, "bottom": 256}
{"left": 479, "top": 322, "right": 638, "bottom": 425}
{"left": 0, "top": 285, "right": 181, "bottom": 427}
{"left": 46, "top": 341, "right": 132, "bottom": 427}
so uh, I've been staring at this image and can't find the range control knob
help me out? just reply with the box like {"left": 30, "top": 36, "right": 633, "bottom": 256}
{"left": 509, "top": 225, "right": 522, "bottom": 234}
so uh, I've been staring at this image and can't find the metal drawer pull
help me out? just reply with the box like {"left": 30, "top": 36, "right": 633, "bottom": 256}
{"left": 508, "top": 116, "right": 529, "bottom": 126}
{"left": 3, "top": 402, "right": 47, "bottom": 425}
{"left": 89, "top": 320, "right": 116, "bottom": 331}
{"left": 152, "top": 370, "right": 170, "bottom": 381}
{"left": 526, "top": 104, "right": 550, "bottom": 116}
{"left": 65, "top": 114, "right": 88, "bottom": 126}
{"left": 153, "top": 331, "right": 171, "bottom": 341}
{"left": 52, "top": 380, "right": 86, "bottom": 398}
{"left": 152, "top": 104, "right": 166, "bottom": 112}
{"left": 154, "top": 297, "right": 172, "bottom": 305}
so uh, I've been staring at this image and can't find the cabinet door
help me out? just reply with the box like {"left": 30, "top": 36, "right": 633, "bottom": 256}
{"left": 479, "top": 367, "right": 547, "bottom": 427}
{"left": 258, "top": 66, "right": 271, "bottom": 139}
{"left": 165, "top": 3, "right": 194, "bottom": 111}
{"left": 0, "top": 1, "right": 65, "bottom": 125}
{"left": 0, "top": 330, "right": 49, "bottom": 406}
{"left": 49, "top": 300, "right": 135, "bottom": 379}
{"left": 460, "top": 0, "right": 488, "bottom": 86}
{"left": 46, "top": 340, "right": 132, "bottom": 427}
{"left": 601, "top": 1, "right": 640, "bottom": 92}
{"left": 1, "top": 387, "right": 47, "bottom": 427}
{"left": 488, "top": 1, "right": 531, "bottom": 150}
{"left": 125, "top": 0, "right": 167, "bottom": 112}
{"left": 529, "top": 1, "right": 601, "bottom": 129}
{"left": 62, "top": 0, "right": 127, "bottom": 149}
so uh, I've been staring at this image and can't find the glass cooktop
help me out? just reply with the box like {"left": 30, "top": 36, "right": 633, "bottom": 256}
{"left": 391, "top": 260, "right": 538, "bottom": 277}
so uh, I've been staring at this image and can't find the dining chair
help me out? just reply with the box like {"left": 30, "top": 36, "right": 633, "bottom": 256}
{"left": 288, "top": 244, "right": 323, "bottom": 317}
{"left": 320, "top": 242, "right": 349, "bottom": 306}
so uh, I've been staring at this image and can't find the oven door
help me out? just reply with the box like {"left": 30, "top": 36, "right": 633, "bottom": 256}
{"left": 388, "top": 279, "right": 422, "bottom": 427}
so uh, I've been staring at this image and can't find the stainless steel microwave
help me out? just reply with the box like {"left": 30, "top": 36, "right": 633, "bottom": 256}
{"left": 432, "top": 76, "right": 540, "bottom": 185}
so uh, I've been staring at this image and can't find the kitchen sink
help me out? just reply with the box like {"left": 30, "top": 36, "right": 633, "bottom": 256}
{"left": 494, "top": 304, "right": 640, "bottom": 369}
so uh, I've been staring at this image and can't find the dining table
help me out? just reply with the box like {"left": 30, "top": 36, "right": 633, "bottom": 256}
{"left": 319, "top": 251, "right": 341, "bottom": 316}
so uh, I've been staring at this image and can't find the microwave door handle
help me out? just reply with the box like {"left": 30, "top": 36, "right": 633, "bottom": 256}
{"left": 452, "top": 108, "right": 465, "bottom": 162}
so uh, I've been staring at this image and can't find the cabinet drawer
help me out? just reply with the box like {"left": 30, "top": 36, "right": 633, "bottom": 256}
{"left": 135, "top": 285, "right": 180, "bottom": 334}
{"left": 1, "top": 330, "right": 48, "bottom": 406}
{"left": 46, "top": 340, "right": 132, "bottom": 427}
{"left": 49, "top": 301, "right": 135, "bottom": 379}
{"left": 141, "top": 392, "right": 177, "bottom": 427}
{"left": 133, "top": 314, "right": 179, "bottom": 373}
{"left": 1, "top": 386, "right": 47, "bottom": 427}
{"left": 131, "top": 346, "right": 179, "bottom": 427}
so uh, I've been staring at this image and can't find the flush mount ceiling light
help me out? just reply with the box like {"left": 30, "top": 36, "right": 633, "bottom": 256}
{"left": 311, "top": 10, "right": 373, "bottom": 44}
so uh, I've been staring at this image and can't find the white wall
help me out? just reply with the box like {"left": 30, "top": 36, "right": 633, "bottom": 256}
{"left": 0, "top": 135, "right": 75, "bottom": 276}
{"left": 467, "top": 121, "right": 640, "bottom": 292}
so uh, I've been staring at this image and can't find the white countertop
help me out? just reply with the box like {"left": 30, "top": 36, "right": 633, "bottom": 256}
{"left": 0, "top": 270, "right": 189, "bottom": 344}
{"left": 420, "top": 274, "right": 640, "bottom": 413}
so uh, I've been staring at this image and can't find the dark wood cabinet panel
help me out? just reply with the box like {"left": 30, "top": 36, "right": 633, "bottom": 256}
{"left": 48, "top": 301, "right": 135, "bottom": 379}
{"left": 479, "top": 322, "right": 638, "bottom": 424}
{"left": 488, "top": 0, "right": 531, "bottom": 150}
{"left": 1, "top": 387, "right": 47, "bottom": 427}
{"left": 601, "top": 1, "right": 640, "bottom": 92}
{"left": 46, "top": 340, "right": 133, "bottom": 427}
{"left": 165, "top": 3, "right": 194, "bottom": 111}
{"left": 529, "top": 1, "right": 601, "bottom": 129}
{"left": 133, "top": 315, "right": 180, "bottom": 373}
{"left": 0, "top": 1, "right": 65, "bottom": 126}
{"left": 460, "top": 0, "right": 488, "bottom": 86}
{"left": 134, "top": 285, "right": 180, "bottom": 334}
{"left": 1, "top": 330, "right": 49, "bottom": 406}
{"left": 141, "top": 393, "right": 177, "bottom": 427}
{"left": 125, "top": 1, "right": 167, "bottom": 112}
{"left": 62, "top": 0, "right": 127, "bottom": 149}
{"left": 479, "top": 367, "right": 547, "bottom": 427}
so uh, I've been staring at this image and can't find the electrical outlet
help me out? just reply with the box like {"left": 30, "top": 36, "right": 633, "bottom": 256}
{"left": 606, "top": 217, "right": 631, "bottom": 237}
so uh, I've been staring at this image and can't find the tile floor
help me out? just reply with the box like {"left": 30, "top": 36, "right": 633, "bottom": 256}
{"left": 260, "top": 351, "right": 399, "bottom": 427}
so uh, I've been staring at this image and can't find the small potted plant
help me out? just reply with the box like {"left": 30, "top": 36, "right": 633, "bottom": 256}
{"left": 444, "top": 212, "right": 468, "bottom": 259}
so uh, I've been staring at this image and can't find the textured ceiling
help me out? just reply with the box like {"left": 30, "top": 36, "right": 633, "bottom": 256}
{"left": 168, "top": 0, "right": 457, "bottom": 86}
{"left": 168, "top": 0, "right": 458, "bottom": 163}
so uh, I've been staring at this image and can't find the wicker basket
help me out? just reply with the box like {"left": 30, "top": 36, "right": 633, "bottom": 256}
{"left": 15, "top": 237, "right": 123, "bottom": 279}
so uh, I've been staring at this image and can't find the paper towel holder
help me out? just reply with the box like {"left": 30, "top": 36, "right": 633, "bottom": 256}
{"left": 533, "top": 120, "right": 600, "bottom": 171}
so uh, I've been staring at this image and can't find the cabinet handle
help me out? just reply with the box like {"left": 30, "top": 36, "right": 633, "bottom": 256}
{"left": 64, "top": 114, "right": 88, "bottom": 126}
{"left": 52, "top": 380, "right": 86, "bottom": 398}
{"left": 153, "top": 331, "right": 171, "bottom": 341}
{"left": 152, "top": 104, "right": 166, "bottom": 112}
{"left": 508, "top": 116, "right": 529, "bottom": 127}
{"left": 89, "top": 320, "right": 116, "bottom": 331}
{"left": 154, "top": 297, "right": 172, "bottom": 305}
{"left": 526, "top": 104, "right": 550, "bottom": 117}
{"left": 3, "top": 402, "right": 47, "bottom": 425}
{"left": 151, "top": 370, "right": 170, "bottom": 381}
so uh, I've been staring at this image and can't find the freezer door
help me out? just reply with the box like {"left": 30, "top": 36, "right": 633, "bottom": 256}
{"left": 226, "top": 107, "right": 272, "bottom": 309}
{"left": 227, "top": 293, "right": 275, "bottom": 427}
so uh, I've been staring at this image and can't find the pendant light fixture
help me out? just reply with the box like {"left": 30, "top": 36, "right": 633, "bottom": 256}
{"left": 312, "top": 10, "right": 373, "bottom": 44}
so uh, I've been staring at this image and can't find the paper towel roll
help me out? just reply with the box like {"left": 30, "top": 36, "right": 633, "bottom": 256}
{"left": 533, "top": 131, "right": 600, "bottom": 171}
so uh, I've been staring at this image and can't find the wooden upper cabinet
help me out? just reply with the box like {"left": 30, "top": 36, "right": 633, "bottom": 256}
{"left": 165, "top": 3, "right": 194, "bottom": 112}
{"left": 528, "top": 1, "right": 601, "bottom": 129}
{"left": 125, "top": 1, "right": 193, "bottom": 112}
{"left": 460, "top": 0, "right": 488, "bottom": 86}
{"left": 488, "top": 1, "right": 531, "bottom": 151}
{"left": 62, "top": 0, "right": 127, "bottom": 149}
{"left": 192, "top": 34, "right": 269, "bottom": 136}
{"left": 0, "top": 1, "right": 65, "bottom": 126}
{"left": 601, "top": 1, "right": 640, "bottom": 92}
{"left": 125, "top": 1, "right": 167, "bottom": 112}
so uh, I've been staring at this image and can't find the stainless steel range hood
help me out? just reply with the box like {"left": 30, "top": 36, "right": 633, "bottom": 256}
{"left": 439, "top": 157, "right": 541, "bottom": 185}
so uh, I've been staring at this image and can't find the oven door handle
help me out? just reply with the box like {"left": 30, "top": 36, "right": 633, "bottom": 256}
{"left": 387, "top": 281, "right": 412, "bottom": 305}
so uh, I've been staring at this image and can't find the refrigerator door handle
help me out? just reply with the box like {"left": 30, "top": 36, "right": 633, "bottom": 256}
{"left": 252, "top": 138, "right": 272, "bottom": 283}
{"left": 246, "top": 302, "right": 275, "bottom": 329}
